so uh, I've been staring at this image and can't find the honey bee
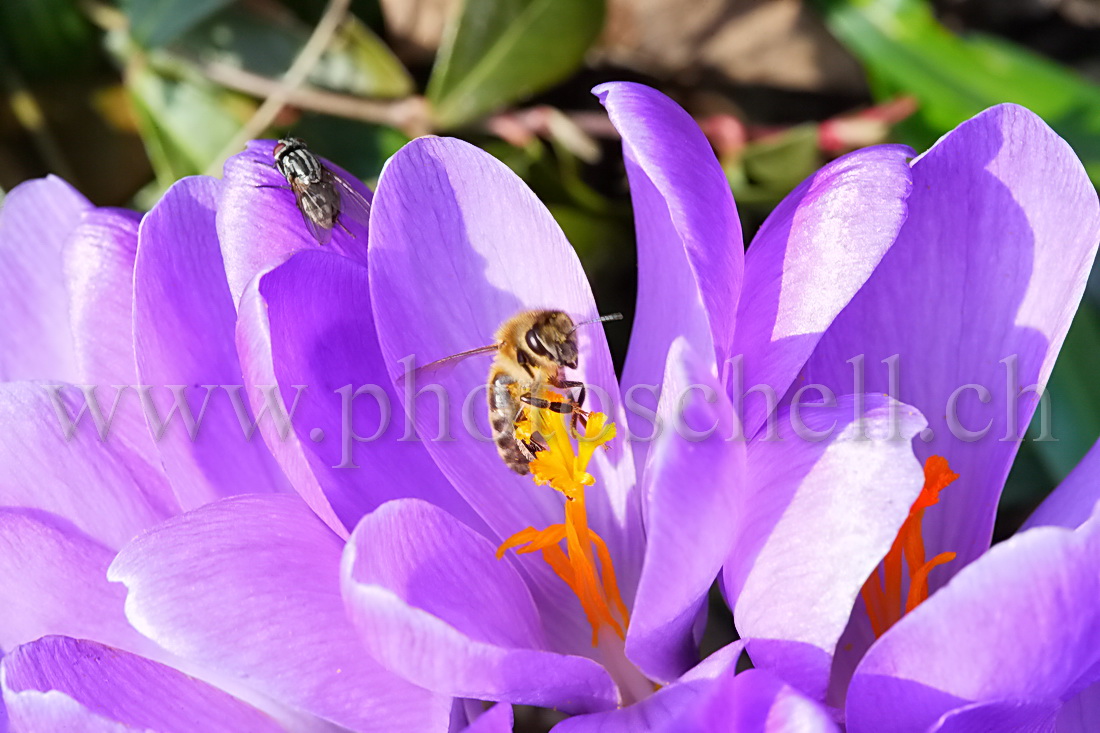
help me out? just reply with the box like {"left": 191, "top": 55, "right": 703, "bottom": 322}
{"left": 415, "top": 310, "right": 622, "bottom": 474}
{"left": 267, "top": 137, "right": 372, "bottom": 245}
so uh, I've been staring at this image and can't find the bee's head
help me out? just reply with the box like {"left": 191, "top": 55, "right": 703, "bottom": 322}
{"left": 524, "top": 311, "right": 579, "bottom": 369}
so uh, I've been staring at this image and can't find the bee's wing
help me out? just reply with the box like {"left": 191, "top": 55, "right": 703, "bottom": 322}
{"left": 293, "top": 184, "right": 333, "bottom": 245}
{"left": 395, "top": 344, "right": 499, "bottom": 385}
{"left": 328, "top": 170, "right": 373, "bottom": 228}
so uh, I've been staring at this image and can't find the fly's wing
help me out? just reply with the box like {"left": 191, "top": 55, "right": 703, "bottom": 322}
{"left": 328, "top": 170, "right": 373, "bottom": 229}
{"left": 394, "top": 344, "right": 499, "bottom": 386}
{"left": 293, "top": 184, "right": 334, "bottom": 245}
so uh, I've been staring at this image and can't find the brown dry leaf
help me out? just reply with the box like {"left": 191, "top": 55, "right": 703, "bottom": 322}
{"left": 597, "top": 0, "right": 866, "bottom": 94}
{"left": 379, "top": 0, "right": 456, "bottom": 62}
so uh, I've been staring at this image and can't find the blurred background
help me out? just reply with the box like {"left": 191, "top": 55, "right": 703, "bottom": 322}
{"left": 2, "top": 0, "right": 1099, "bottom": 550}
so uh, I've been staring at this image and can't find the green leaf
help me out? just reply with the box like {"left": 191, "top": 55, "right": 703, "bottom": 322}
{"left": 318, "top": 16, "right": 414, "bottom": 98}
{"left": 724, "top": 125, "right": 822, "bottom": 213}
{"left": 127, "top": 63, "right": 246, "bottom": 185}
{"left": 815, "top": 0, "right": 1100, "bottom": 184}
{"left": 290, "top": 114, "right": 409, "bottom": 183}
{"left": 174, "top": 6, "right": 413, "bottom": 98}
{"left": 124, "top": 0, "right": 233, "bottom": 48}
{"left": 427, "top": 0, "right": 605, "bottom": 129}
{"left": 1027, "top": 301, "right": 1100, "bottom": 483}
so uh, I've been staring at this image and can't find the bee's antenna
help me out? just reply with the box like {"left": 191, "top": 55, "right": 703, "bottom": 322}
{"left": 569, "top": 313, "right": 624, "bottom": 335}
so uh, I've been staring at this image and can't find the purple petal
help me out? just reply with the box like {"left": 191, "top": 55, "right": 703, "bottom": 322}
{"left": 625, "top": 338, "right": 745, "bottom": 682}
{"left": 726, "top": 395, "right": 927, "bottom": 702}
{"left": 553, "top": 642, "right": 758, "bottom": 732}
{"left": 453, "top": 702, "right": 513, "bottom": 733}
{"left": 1022, "top": 435, "right": 1100, "bottom": 531}
{"left": 134, "top": 175, "right": 290, "bottom": 509}
{"left": 672, "top": 668, "right": 841, "bottom": 733}
{"left": 2, "top": 636, "right": 283, "bottom": 733}
{"left": 0, "top": 508, "right": 155, "bottom": 655}
{"left": 107, "top": 493, "right": 450, "bottom": 731}
{"left": 236, "top": 248, "right": 482, "bottom": 538}
{"left": 0, "top": 382, "right": 175, "bottom": 549}
{"left": 734, "top": 144, "right": 913, "bottom": 438}
{"left": 0, "top": 175, "right": 90, "bottom": 382}
{"left": 846, "top": 510, "right": 1100, "bottom": 733}
{"left": 801, "top": 104, "right": 1100, "bottom": 579}
{"left": 342, "top": 499, "right": 618, "bottom": 714}
{"left": 368, "top": 135, "right": 640, "bottom": 642}
{"left": 929, "top": 699, "right": 1058, "bottom": 733}
{"left": 594, "top": 82, "right": 743, "bottom": 461}
{"left": 217, "top": 140, "right": 372, "bottom": 305}
{"left": 554, "top": 638, "right": 827, "bottom": 730}
{"left": 1057, "top": 681, "right": 1100, "bottom": 733}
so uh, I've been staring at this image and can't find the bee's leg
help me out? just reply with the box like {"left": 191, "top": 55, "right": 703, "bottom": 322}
{"left": 255, "top": 183, "right": 291, "bottom": 190}
{"left": 519, "top": 439, "right": 542, "bottom": 462}
{"left": 549, "top": 378, "right": 590, "bottom": 435}
{"left": 520, "top": 394, "right": 574, "bottom": 414}
{"left": 521, "top": 392, "right": 589, "bottom": 438}
{"left": 553, "top": 379, "right": 587, "bottom": 408}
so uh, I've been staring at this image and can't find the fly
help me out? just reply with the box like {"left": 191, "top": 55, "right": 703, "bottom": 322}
{"left": 268, "top": 137, "right": 372, "bottom": 245}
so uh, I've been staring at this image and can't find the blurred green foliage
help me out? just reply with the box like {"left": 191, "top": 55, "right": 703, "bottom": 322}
{"left": 0, "top": 0, "right": 99, "bottom": 79}
{"left": 816, "top": 0, "right": 1100, "bottom": 185}
{"left": 124, "top": 0, "right": 234, "bottom": 48}
{"left": 426, "top": 0, "right": 605, "bottom": 128}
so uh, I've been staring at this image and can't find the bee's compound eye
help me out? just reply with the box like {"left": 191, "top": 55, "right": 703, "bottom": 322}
{"left": 524, "top": 329, "right": 549, "bottom": 357}
{"left": 273, "top": 142, "right": 286, "bottom": 156}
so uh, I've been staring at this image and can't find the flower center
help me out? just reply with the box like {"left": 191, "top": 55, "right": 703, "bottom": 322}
{"left": 860, "top": 455, "right": 959, "bottom": 638}
{"left": 496, "top": 392, "right": 629, "bottom": 646}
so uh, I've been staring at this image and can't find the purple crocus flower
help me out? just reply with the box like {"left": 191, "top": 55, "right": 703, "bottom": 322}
{"left": 0, "top": 165, "right": 456, "bottom": 729}
{"left": 718, "top": 104, "right": 1100, "bottom": 730}
{"left": 96, "top": 81, "right": 936, "bottom": 731}
{"left": 3, "top": 79, "right": 1093, "bottom": 733}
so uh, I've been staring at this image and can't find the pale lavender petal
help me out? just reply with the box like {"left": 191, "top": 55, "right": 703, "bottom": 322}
{"left": 594, "top": 82, "right": 743, "bottom": 462}
{"left": 62, "top": 207, "right": 163, "bottom": 467}
{"left": 2, "top": 690, "right": 127, "bottom": 732}
{"left": 0, "top": 382, "right": 175, "bottom": 549}
{"left": 802, "top": 104, "right": 1100, "bottom": 578}
{"left": 217, "top": 140, "right": 372, "bottom": 305}
{"left": 236, "top": 248, "right": 482, "bottom": 538}
{"left": 1, "top": 636, "right": 283, "bottom": 733}
{"left": 1023, "top": 435, "right": 1100, "bottom": 531}
{"left": 846, "top": 510, "right": 1100, "bottom": 733}
{"left": 342, "top": 499, "right": 618, "bottom": 714}
{"left": 625, "top": 338, "right": 744, "bottom": 682}
{"left": 134, "top": 175, "right": 290, "bottom": 509}
{"left": 0, "top": 509, "right": 155, "bottom": 656}
{"left": 734, "top": 145, "right": 913, "bottom": 438}
{"left": 368, "top": 135, "right": 640, "bottom": 648}
{"left": 930, "top": 699, "right": 1059, "bottom": 733}
{"left": 0, "top": 176, "right": 89, "bottom": 382}
{"left": 108, "top": 493, "right": 450, "bottom": 731}
{"left": 63, "top": 208, "right": 141, "bottom": 384}
{"left": 726, "top": 395, "right": 927, "bottom": 702}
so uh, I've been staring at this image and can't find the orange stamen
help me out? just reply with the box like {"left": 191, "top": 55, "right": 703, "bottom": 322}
{"left": 497, "top": 398, "right": 628, "bottom": 646}
{"left": 861, "top": 455, "right": 959, "bottom": 637}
